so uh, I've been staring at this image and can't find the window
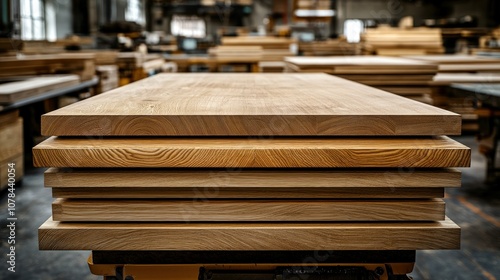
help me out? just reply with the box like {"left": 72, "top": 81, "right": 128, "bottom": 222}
{"left": 171, "top": 15, "right": 206, "bottom": 38}
{"left": 20, "top": 0, "right": 45, "bottom": 40}
{"left": 125, "top": 0, "right": 145, "bottom": 25}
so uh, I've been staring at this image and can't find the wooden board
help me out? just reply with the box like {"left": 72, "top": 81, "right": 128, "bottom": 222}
{"left": 32, "top": 136, "right": 470, "bottom": 168}
{"left": 40, "top": 73, "right": 460, "bottom": 136}
{"left": 0, "top": 75, "right": 80, "bottom": 103}
{"left": 405, "top": 55, "right": 500, "bottom": 64}
{"left": 438, "top": 64, "right": 500, "bottom": 72}
{"left": 431, "top": 73, "right": 500, "bottom": 86}
{"left": 0, "top": 54, "right": 96, "bottom": 81}
{"left": 51, "top": 187, "right": 445, "bottom": 199}
{"left": 44, "top": 168, "right": 461, "bottom": 188}
{"left": 377, "top": 87, "right": 432, "bottom": 96}
{"left": 51, "top": 198, "right": 445, "bottom": 222}
{"left": 336, "top": 75, "right": 434, "bottom": 81}
{"left": 284, "top": 56, "right": 437, "bottom": 74}
{"left": 0, "top": 118, "right": 23, "bottom": 162}
{"left": 38, "top": 217, "right": 460, "bottom": 250}
{"left": 0, "top": 110, "right": 19, "bottom": 127}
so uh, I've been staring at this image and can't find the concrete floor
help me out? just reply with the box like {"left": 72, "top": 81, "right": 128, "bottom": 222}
{"left": 0, "top": 135, "right": 499, "bottom": 280}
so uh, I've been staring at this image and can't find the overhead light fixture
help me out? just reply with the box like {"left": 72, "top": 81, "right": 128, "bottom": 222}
{"left": 295, "top": 9, "right": 335, "bottom": 17}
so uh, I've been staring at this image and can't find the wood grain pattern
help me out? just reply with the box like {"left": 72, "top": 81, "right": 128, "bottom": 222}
{"left": 51, "top": 187, "right": 445, "bottom": 199}
{"left": 0, "top": 118, "right": 23, "bottom": 162}
{"left": 32, "top": 136, "right": 471, "bottom": 168}
{"left": 41, "top": 73, "right": 461, "bottom": 136}
{"left": 38, "top": 217, "right": 461, "bottom": 250}
{"left": 44, "top": 168, "right": 461, "bottom": 188}
{"left": 51, "top": 198, "right": 445, "bottom": 222}
{"left": 0, "top": 75, "right": 80, "bottom": 104}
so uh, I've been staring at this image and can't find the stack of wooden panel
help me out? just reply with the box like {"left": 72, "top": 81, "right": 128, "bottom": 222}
{"left": 285, "top": 56, "right": 437, "bottom": 103}
{"left": 116, "top": 53, "right": 165, "bottom": 85}
{"left": 362, "top": 27, "right": 444, "bottom": 56}
{"left": 407, "top": 55, "right": 500, "bottom": 132}
{"left": 221, "top": 36, "right": 295, "bottom": 61}
{"left": 95, "top": 65, "right": 119, "bottom": 94}
{"left": 0, "top": 110, "right": 23, "bottom": 191}
{"left": 34, "top": 74, "right": 468, "bottom": 268}
{"left": 299, "top": 39, "right": 360, "bottom": 56}
{"left": 0, "top": 54, "right": 96, "bottom": 81}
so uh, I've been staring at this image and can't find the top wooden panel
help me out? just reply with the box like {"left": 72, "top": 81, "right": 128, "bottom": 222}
{"left": 42, "top": 73, "right": 460, "bottom": 136}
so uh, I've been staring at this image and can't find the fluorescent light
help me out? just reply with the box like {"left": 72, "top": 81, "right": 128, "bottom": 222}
{"left": 295, "top": 9, "right": 335, "bottom": 17}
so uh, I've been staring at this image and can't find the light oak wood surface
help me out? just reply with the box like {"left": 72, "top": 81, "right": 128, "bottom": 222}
{"left": 32, "top": 136, "right": 470, "bottom": 168}
{"left": 0, "top": 75, "right": 80, "bottom": 104}
{"left": 38, "top": 217, "right": 460, "bottom": 250}
{"left": 51, "top": 187, "right": 445, "bottom": 199}
{"left": 41, "top": 73, "right": 461, "bottom": 136}
{"left": 44, "top": 168, "right": 461, "bottom": 188}
{"left": 51, "top": 198, "right": 445, "bottom": 222}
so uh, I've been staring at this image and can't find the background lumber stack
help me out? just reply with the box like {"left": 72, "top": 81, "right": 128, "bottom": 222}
{"left": 362, "top": 27, "right": 444, "bottom": 56}
{"left": 408, "top": 55, "right": 500, "bottom": 132}
{"left": 0, "top": 54, "right": 96, "bottom": 81}
{"left": 285, "top": 56, "right": 437, "bottom": 104}
{"left": 33, "top": 73, "right": 469, "bottom": 262}
{"left": 299, "top": 38, "right": 360, "bottom": 56}
{"left": 0, "top": 110, "right": 23, "bottom": 191}
{"left": 0, "top": 75, "right": 80, "bottom": 104}
{"left": 116, "top": 52, "right": 165, "bottom": 85}
{"left": 220, "top": 36, "right": 295, "bottom": 62}
{"left": 95, "top": 65, "right": 119, "bottom": 94}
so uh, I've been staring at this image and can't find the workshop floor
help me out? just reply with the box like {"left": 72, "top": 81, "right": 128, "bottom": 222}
{"left": 1, "top": 136, "right": 499, "bottom": 280}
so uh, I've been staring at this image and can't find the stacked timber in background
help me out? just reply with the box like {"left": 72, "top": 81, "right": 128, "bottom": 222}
{"left": 408, "top": 55, "right": 500, "bottom": 132}
{"left": 258, "top": 61, "right": 286, "bottom": 73}
{"left": 0, "top": 38, "right": 23, "bottom": 55}
{"left": 299, "top": 38, "right": 360, "bottom": 56}
{"left": 33, "top": 74, "right": 469, "bottom": 277}
{"left": 95, "top": 66, "right": 119, "bottom": 94}
{"left": 0, "top": 110, "right": 23, "bottom": 190}
{"left": 0, "top": 75, "right": 80, "bottom": 104}
{"left": 116, "top": 52, "right": 165, "bottom": 85}
{"left": 208, "top": 46, "right": 262, "bottom": 72}
{"left": 0, "top": 54, "right": 96, "bottom": 81}
{"left": 220, "top": 36, "right": 295, "bottom": 61}
{"left": 362, "top": 27, "right": 444, "bottom": 56}
{"left": 285, "top": 56, "right": 437, "bottom": 104}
